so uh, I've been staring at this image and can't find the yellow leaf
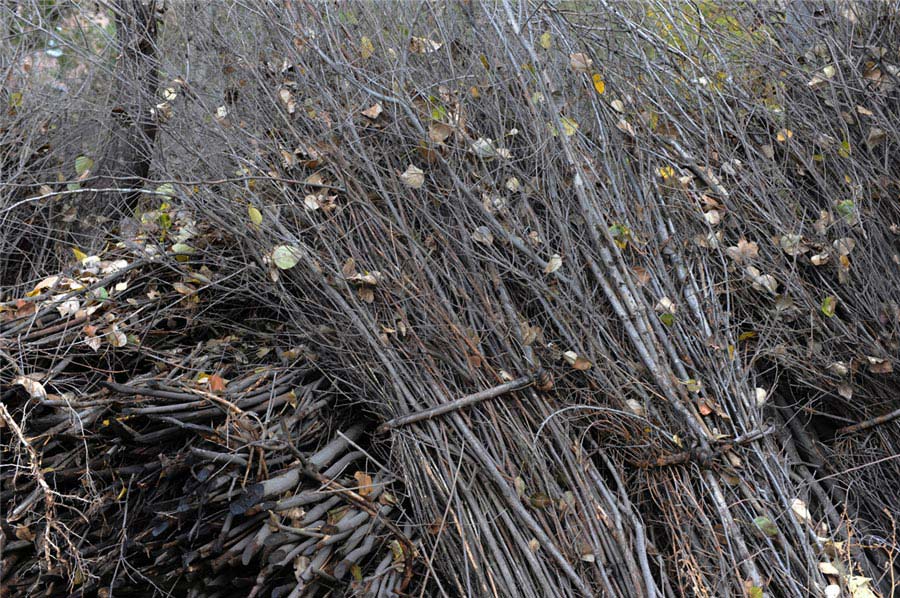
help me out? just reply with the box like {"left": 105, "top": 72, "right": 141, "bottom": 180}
{"left": 540, "top": 31, "right": 552, "bottom": 50}
{"left": 657, "top": 165, "right": 675, "bottom": 179}
{"left": 360, "top": 36, "right": 375, "bottom": 60}
{"left": 776, "top": 129, "right": 793, "bottom": 143}
{"left": 72, "top": 247, "right": 88, "bottom": 262}
{"left": 248, "top": 205, "right": 262, "bottom": 226}
{"left": 560, "top": 116, "right": 578, "bottom": 137}
{"left": 591, "top": 73, "right": 606, "bottom": 94}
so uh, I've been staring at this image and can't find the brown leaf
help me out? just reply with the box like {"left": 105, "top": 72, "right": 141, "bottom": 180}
{"left": 361, "top": 103, "right": 383, "bottom": 120}
{"left": 208, "top": 374, "right": 227, "bottom": 393}
{"left": 867, "top": 357, "right": 893, "bottom": 375}
{"left": 354, "top": 471, "right": 374, "bottom": 497}
{"left": 569, "top": 53, "right": 593, "bottom": 72}
{"left": 726, "top": 238, "right": 759, "bottom": 263}
{"left": 428, "top": 122, "right": 453, "bottom": 143}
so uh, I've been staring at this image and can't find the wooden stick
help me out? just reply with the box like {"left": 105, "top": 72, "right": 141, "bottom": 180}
{"left": 377, "top": 376, "right": 532, "bottom": 433}
{"left": 838, "top": 406, "right": 900, "bottom": 435}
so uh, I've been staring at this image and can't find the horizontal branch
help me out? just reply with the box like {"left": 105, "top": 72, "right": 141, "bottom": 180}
{"left": 377, "top": 375, "right": 533, "bottom": 433}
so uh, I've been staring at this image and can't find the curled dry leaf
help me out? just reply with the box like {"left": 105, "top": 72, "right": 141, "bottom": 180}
{"left": 779, "top": 234, "right": 807, "bottom": 256}
{"left": 727, "top": 238, "right": 759, "bottom": 263}
{"left": 755, "top": 387, "right": 768, "bottom": 407}
{"left": 13, "top": 376, "right": 47, "bottom": 400}
{"left": 544, "top": 254, "right": 562, "bottom": 274}
{"left": 625, "top": 399, "right": 644, "bottom": 417}
{"left": 865, "top": 126, "right": 886, "bottom": 149}
{"left": 354, "top": 471, "right": 374, "bottom": 497}
{"left": 616, "top": 118, "right": 635, "bottom": 137}
{"left": 569, "top": 52, "right": 592, "bottom": 72}
{"left": 563, "top": 350, "right": 591, "bottom": 370}
{"left": 790, "top": 498, "right": 812, "bottom": 524}
{"left": 56, "top": 296, "right": 80, "bottom": 318}
{"left": 833, "top": 237, "right": 855, "bottom": 256}
{"left": 428, "top": 122, "right": 453, "bottom": 143}
{"left": 866, "top": 356, "right": 893, "bottom": 374}
{"left": 746, "top": 266, "right": 778, "bottom": 294}
{"left": 655, "top": 296, "right": 676, "bottom": 314}
{"left": 810, "top": 252, "right": 830, "bottom": 266}
{"left": 409, "top": 36, "right": 442, "bottom": 54}
{"left": 106, "top": 324, "right": 127, "bottom": 348}
{"left": 818, "top": 562, "right": 840, "bottom": 576}
{"left": 346, "top": 271, "right": 382, "bottom": 287}
{"left": 400, "top": 164, "right": 425, "bottom": 189}
{"left": 361, "top": 103, "right": 383, "bottom": 120}
{"left": 471, "top": 226, "right": 493, "bottom": 246}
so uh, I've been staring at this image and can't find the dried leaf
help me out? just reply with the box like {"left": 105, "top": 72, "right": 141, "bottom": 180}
{"left": 563, "top": 350, "right": 591, "bottom": 370}
{"left": 569, "top": 52, "right": 592, "bottom": 72}
{"left": 819, "top": 562, "right": 840, "bottom": 576}
{"left": 354, "top": 471, "right": 374, "bottom": 497}
{"left": 616, "top": 118, "right": 635, "bottom": 137}
{"left": 428, "top": 122, "right": 453, "bottom": 143}
{"left": 409, "top": 36, "right": 442, "bottom": 54}
{"left": 400, "top": 164, "right": 425, "bottom": 189}
{"left": 208, "top": 374, "right": 227, "bottom": 393}
{"left": 591, "top": 73, "right": 605, "bottom": 94}
{"left": 544, "top": 254, "right": 562, "bottom": 274}
{"left": 13, "top": 375, "right": 47, "bottom": 400}
{"left": 779, "top": 234, "right": 807, "bottom": 256}
{"left": 833, "top": 237, "right": 855, "bottom": 256}
{"left": 361, "top": 103, "right": 383, "bottom": 119}
{"left": 866, "top": 127, "right": 886, "bottom": 148}
{"left": 790, "top": 498, "right": 812, "bottom": 524}
{"left": 867, "top": 356, "right": 893, "bottom": 374}
{"left": 471, "top": 226, "right": 494, "bottom": 246}
{"left": 727, "top": 238, "right": 759, "bottom": 263}
{"left": 106, "top": 324, "right": 127, "bottom": 348}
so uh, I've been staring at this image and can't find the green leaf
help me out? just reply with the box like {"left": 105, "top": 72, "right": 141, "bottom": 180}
{"left": 753, "top": 516, "right": 779, "bottom": 537}
{"left": 836, "top": 200, "right": 856, "bottom": 223}
{"left": 248, "top": 205, "right": 263, "bottom": 226}
{"left": 171, "top": 243, "right": 195, "bottom": 255}
{"left": 748, "top": 586, "right": 764, "bottom": 598}
{"left": 75, "top": 155, "right": 94, "bottom": 176}
{"left": 350, "top": 563, "right": 362, "bottom": 582}
{"left": 837, "top": 140, "right": 851, "bottom": 158}
{"left": 273, "top": 245, "right": 302, "bottom": 270}
{"left": 659, "top": 312, "right": 675, "bottom": 327}
{"left": 821, "top": 295, "right": 837, "bottom": 318}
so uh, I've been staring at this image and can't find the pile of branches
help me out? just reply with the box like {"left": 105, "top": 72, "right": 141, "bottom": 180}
{"left": 0, "top": 216, "right": 415, "bottom": 596}
{"left": 3, "top": 1, "right": 900, "bottom": 597}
